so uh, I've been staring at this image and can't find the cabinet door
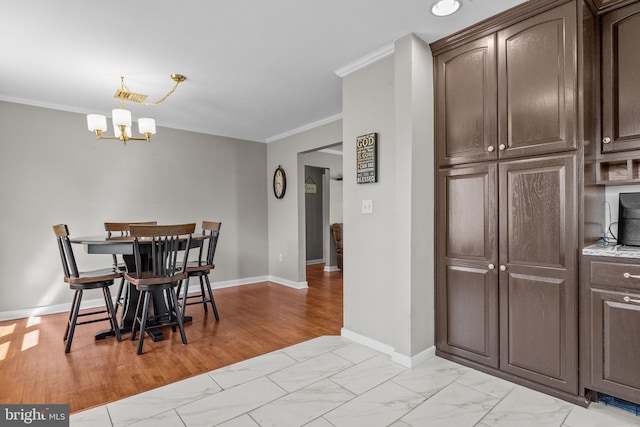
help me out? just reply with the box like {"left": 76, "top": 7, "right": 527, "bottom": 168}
{"left": 498, "top": 154, "right": 577, "bottom": 393}
{"left": 436, "top": 164, "right": 499, "bottom": 368}
{"left": 435, "top": 35, "right": 497, "bottom": 166}
{"left": 497, "top": 2, "right": 577, "bottom": 159}
{"left": 601, "top": 2, "right": 640, "bottom": 154}
{"left": 590, "top": 288, "right": 640, "bottom": 404}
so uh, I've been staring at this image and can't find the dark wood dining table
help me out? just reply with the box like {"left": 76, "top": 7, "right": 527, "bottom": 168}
{"left": 70, "top": 234, "right": 202, "bottom": 341}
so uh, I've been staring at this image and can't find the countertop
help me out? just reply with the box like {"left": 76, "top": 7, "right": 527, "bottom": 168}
{"left": 583, "top": 242, "right": 640, "bottom": 258}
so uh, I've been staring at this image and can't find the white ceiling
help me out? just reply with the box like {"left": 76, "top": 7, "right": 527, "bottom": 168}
{"left": 0, "top": 0, "right": 526, "bottom": 143}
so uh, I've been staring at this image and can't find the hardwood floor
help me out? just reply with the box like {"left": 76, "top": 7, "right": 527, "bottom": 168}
{"left": 0, "top": 264, "right": 342, "bottom": 413}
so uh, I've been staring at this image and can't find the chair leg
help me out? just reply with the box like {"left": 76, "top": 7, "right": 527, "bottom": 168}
{"left": 204, "top": 274, "right": 219, "bottom": 321}
{"left": 114, "top": 277, "right": 125, "bottom": 314}
{"left": 65, "top": 290, "right": 83, "bottom": 353}
{"left": 169, "top": 288, "right": 187, "bottom": 345}
{"left": 131, "top": 292, "right": 143, "bottom": 341}
{"left": 103, "top": 286, "right": 122, "bottom": 342}
{"left": 166, "top": 288, "right": 177, "bottom": 332}
{"left": 199, "top": 277, "right": 208, "bottom": 314}
{"left": 181, "top": 277, "right": 190, "bottom": 320}
{"left": 136, "top": 291, "right": 151, "bottom": 355}
{"left": 63, "top": 290, "right": 79, "bottom": 341}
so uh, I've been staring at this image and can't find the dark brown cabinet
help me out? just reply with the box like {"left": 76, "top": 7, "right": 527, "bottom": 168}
{"left": 601, "top": 2, "right": 640, "bottom": 154}
{"left": 436, "top": 154, "right": 578, "bottom": 394}
{"left": 583, "top": 257, "right": 640, "bottom": 404}
{"left": 435, "top": 2, "right": 577, "bottom": 166}
{"left": 498, "top": 155, "right": 578, "bottom": 394}
{"left": 497, "top": 2, "right": 577, "bottom": 159}
{"left": 436, "top": 163, "right": 499, "bottom": 368}
{"left": 435, "top": 35, "right": 497, "bottom": 166}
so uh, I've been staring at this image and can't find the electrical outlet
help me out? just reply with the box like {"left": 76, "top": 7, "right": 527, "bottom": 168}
{"left": 279, "top": 253, "right": 283, "bottom": 261}
{"left": 362, "top": 199, "right": 373, "bottom": 214}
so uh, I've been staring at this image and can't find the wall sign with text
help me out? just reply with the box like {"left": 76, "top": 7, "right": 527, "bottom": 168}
{"left": 356, "top": 132, "right": 378, "bottom": 184}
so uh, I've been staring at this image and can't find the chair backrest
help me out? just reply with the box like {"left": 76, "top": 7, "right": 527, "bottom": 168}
{"left": 104, "top": 221, "right": 157, "bottom": 237}
{"left": 52, "top": 224, "right": 79, "bottom": 279}
{"left": 128, "top": 223, "right": 196, "bottom": 279}
{"left": 200, "top": 221, "right": 222, "bottom": 265}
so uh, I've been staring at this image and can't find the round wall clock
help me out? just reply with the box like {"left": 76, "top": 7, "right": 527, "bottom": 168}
{"left": 273, "top": 165, "right": 286, "bottom": 199}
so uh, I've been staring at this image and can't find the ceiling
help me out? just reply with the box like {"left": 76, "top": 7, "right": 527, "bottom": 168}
{"left": 0, "top": 0, "right": 526, "bottom": 143}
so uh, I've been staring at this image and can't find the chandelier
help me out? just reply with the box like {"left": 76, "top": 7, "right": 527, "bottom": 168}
{"left": 86, "top": 74, "right": 186, "bottom": 145}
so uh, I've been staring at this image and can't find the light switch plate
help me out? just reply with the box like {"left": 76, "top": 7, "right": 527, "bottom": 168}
{"left": 362, "top": 199, "right": 373, "bottom": 214}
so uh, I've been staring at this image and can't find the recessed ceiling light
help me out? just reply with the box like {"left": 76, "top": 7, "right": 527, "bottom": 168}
{"left": 431, "top": 0, "right": 461, "bottom": 16}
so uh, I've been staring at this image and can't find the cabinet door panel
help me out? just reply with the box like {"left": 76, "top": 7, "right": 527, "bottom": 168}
{"left": 436, "top": 164, "right": 498, "bottom": 367}
{"left": 439, "top": 263, "right": 499, "bottom": 367}
{"left": 602, "top": 2, "right": 640, "bottom": 153}
{"left": 591, "top": 289, "right": 640, "bottom": 403}
{"left": 436, "top": 35, "right": 497, "bottom": 166}
{"left": 498, "top": 2, "right": 576, "bottom": 158}
{"left": 499, "top": 155, "right": 577, "bottom": 393}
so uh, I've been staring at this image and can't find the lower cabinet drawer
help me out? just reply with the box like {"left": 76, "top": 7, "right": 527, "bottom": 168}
{"left": 590, "top": 260, "right": 640, "bottom": 290}
{"left": 590, "top": 288, "right": 640, "bottom": 404}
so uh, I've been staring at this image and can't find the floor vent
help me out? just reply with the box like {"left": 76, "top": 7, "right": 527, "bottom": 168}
{"left": 597, "top": 393, "right": 640, "bottom": 416}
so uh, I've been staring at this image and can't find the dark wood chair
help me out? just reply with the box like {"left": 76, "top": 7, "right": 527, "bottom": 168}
{"left": 177, "top": 221, "right": 222, "bottom": 321}
{"left": 126, "top": 223, "right": 196, "bottom": 355}
{"left": 104, "top": 221, "right": 157, "bottom": 320}
{"left": 52, "top": 224, "right": 122, "bottom": 353}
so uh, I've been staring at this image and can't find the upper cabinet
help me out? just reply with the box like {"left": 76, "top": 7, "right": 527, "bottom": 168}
{"left": 601, "top": 2, "right": 640, "bottom": 154}
{"left": 435, "top": 2, "right": 577, "bottom": 166}
{"left": 497, "top": 2, "right": 577, "bottom": 160}
{"left": 435, "top": 35, "right": 497, "bottom": 166}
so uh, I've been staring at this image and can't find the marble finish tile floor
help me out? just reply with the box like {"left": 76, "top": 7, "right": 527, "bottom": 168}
{"left": 71, "top": 336, "right": 640, "bottom": 426}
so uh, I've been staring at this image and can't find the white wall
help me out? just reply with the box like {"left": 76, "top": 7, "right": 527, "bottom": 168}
{"left": 0, "top": 101, "right": 269, "bottom": 316}
{"left": 341, "top": 34, "right": 435, "bottom": 363}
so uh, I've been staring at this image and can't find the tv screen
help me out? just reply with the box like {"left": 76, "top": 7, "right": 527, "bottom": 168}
{"left": 618, "top": 192, "right": 640, "bottom": 246}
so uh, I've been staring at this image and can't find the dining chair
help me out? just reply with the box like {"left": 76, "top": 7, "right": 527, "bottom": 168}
{"left": 104, "top": 221, "right": 157, "bottom": 320}
{"left": 52, "top": 224, "right": 122, "bottom": 353}
{"left": 177, "top": 221, "right": 222, "bottom": 321}
{"left": 126, "top": 223, "right": 196, "bottom": 355}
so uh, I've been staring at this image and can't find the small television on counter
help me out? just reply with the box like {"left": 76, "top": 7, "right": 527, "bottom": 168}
{"left": 618, "top": 192, "right": 640, "bottom": 246}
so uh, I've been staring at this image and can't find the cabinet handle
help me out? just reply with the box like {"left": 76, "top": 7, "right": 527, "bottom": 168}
{"left": 499, "top": 265, "right": 507, "bottom": 271}
{"left": 623, "top": 272, "right": 640, "bottom": 279}
{"left": 487, "top": 145, "right": 495, "bottom": 152}
{"left": 602, "top": 137, "right": 611, "bottom": 144}
{"left": 488, "top": 263, "right": 495, "bottom": 270}
{"left": 623, "top": 296, "right": 640, "bottom": 304}
{"left": 498, "top": 144, "right": 506, "bottom": 151}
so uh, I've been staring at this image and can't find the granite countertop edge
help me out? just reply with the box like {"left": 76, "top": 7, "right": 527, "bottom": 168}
{"left": 583, "top": 242, "right": 640, "bottom": 258}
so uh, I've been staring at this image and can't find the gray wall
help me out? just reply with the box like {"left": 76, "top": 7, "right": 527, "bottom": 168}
{"left": 0, "top": 101, "right": 269, "bottom": 316}
{"left": 267, "top": 121, "right": 343, "bottom": 285}
{"left": 341, "top": 34, "right": 435, "bottom": 363}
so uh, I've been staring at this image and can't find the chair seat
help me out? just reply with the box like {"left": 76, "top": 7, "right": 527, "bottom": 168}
{"left": 64, "top": 268, "right": 122, "bottom": 285}
{"left": 184, "top": 261, "right": 215, "bottom": 274}
{"left": 125, "top": 271, "right": 187, "bottom": 288}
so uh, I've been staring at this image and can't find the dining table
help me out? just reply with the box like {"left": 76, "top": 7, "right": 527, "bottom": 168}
{"left": 70, "top": 234, "right": 202, "bottom": 342}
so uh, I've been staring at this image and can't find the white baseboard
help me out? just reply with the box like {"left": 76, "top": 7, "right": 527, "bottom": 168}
{"left": 341, "top": 327, "right": 436, "bottom": 368}
{"left": 0, "top": 275, "right": 308, "bottom": 321}
{"left": 305, "top": 259, "right": 324, "bottom": 265}
{"left": 267, "top": 276, "right": 308, "bottom": 289}
{"left": 324, "top": 265, "right": 341, "bottom": 272}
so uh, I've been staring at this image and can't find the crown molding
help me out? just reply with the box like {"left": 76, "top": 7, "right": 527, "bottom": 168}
{"left": 265, "top": 113, "right": 342, "bottom": 143}
{"left": 334, "top": 43, "right": 395, "bottom": 78}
